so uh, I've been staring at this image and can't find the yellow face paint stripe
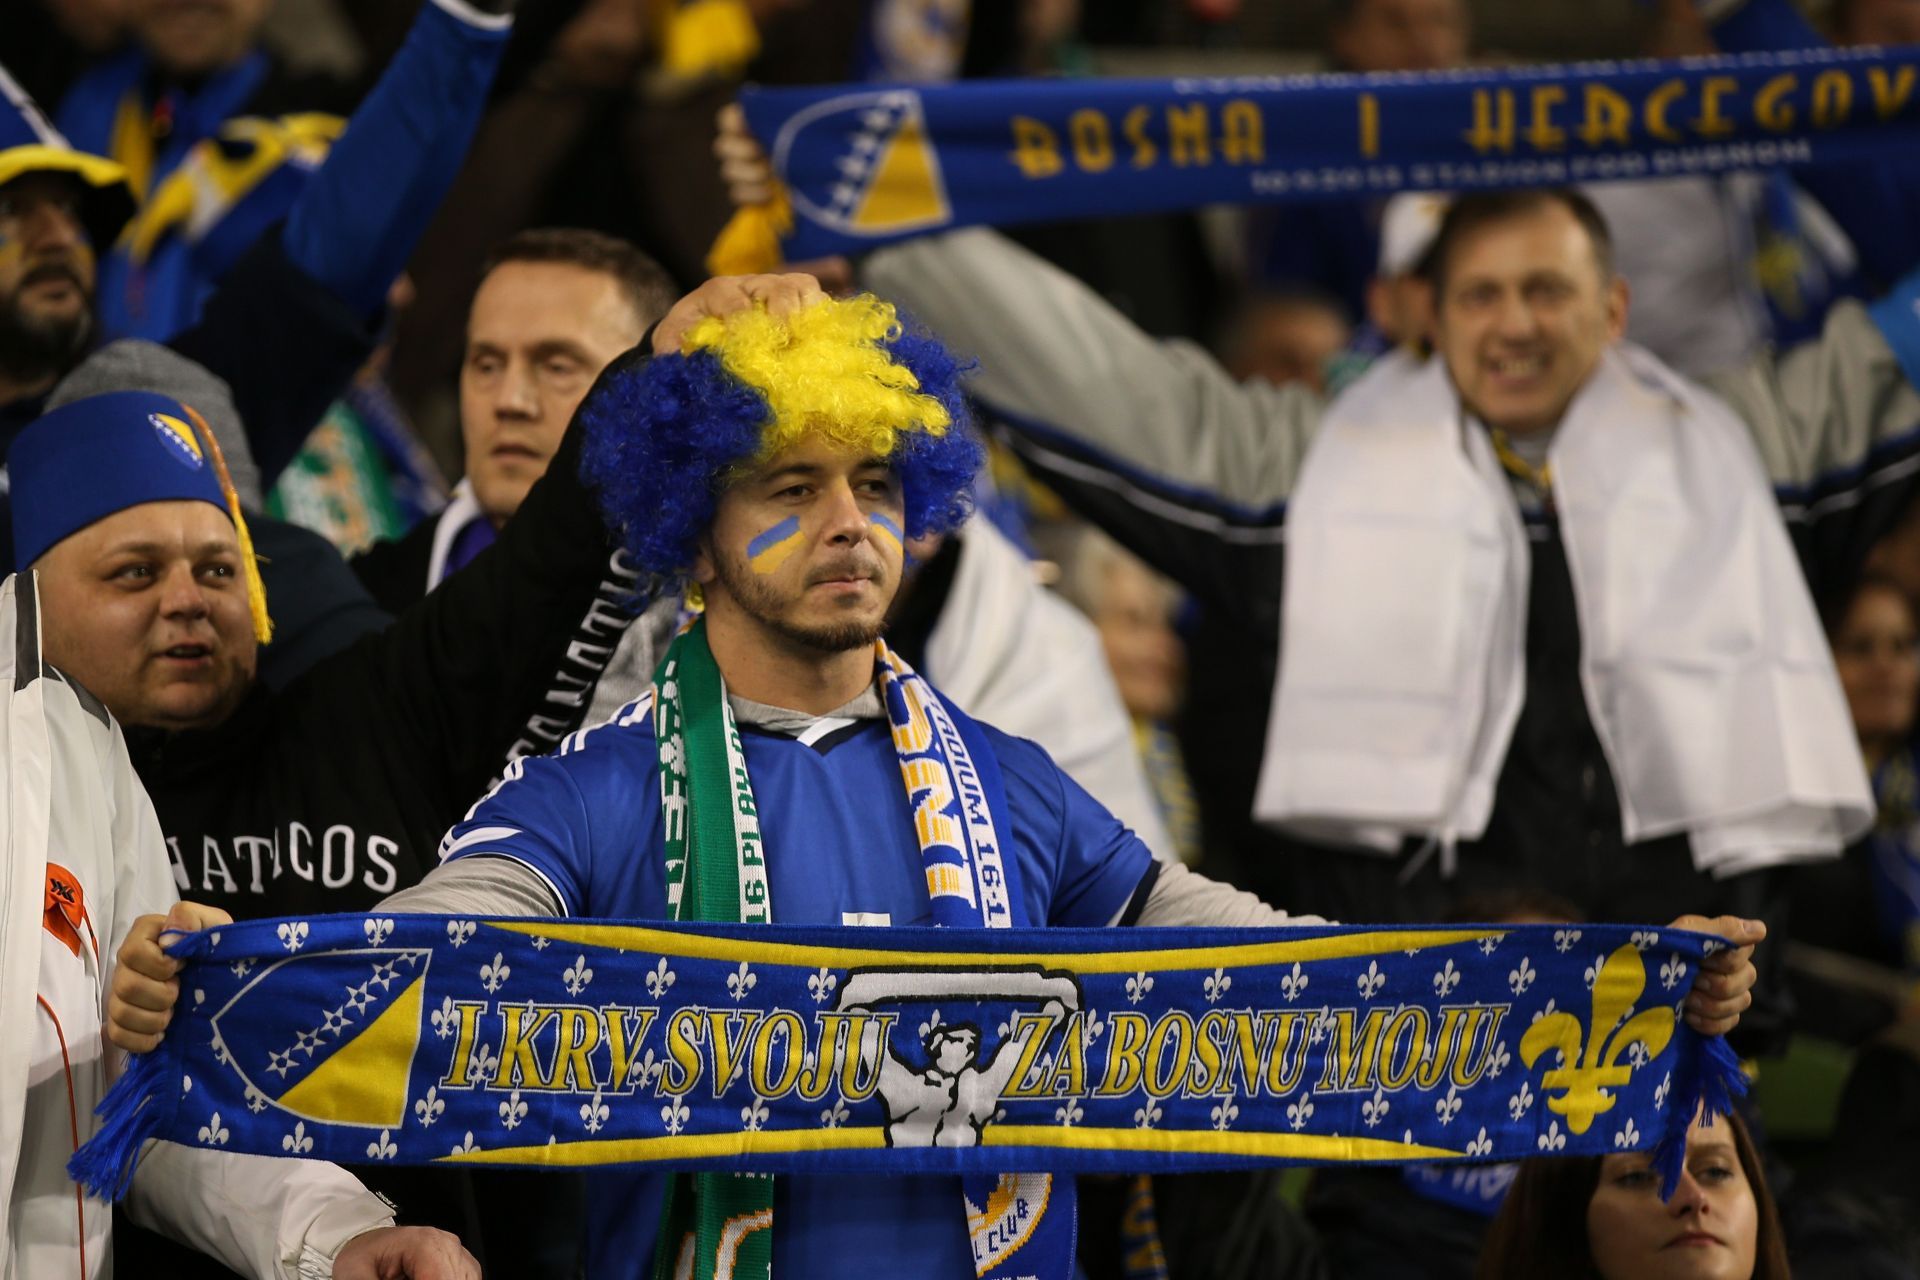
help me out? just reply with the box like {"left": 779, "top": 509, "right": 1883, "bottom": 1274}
{"left": 485, "top": 922, "right": 1504, "bottom": 975}
{"left": 747, "top": 516, "right": 802, "bottom": 574}
{"left": 869, "top": 512, "right": 903, "bottom": 553}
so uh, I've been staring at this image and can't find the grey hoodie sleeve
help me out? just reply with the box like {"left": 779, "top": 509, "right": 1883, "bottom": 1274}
{"left": 863, "top": 228, "right": 1311, "bottom": 630}
{"left": 1707, "top": 295, "right": 1920, "bottom": 590}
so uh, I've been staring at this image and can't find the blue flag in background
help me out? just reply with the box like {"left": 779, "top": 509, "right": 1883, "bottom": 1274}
{"left": 731, "top": 45, "right": 1920, "bottom": 264}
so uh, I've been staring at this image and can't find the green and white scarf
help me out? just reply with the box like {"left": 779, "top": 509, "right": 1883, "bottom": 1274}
{"left": 648, "top": 617, "right": 1023, "bottom": 1280}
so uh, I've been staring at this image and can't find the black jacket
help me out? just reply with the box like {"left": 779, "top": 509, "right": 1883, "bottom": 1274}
{"left": 129, "top": 390, "right": 622, "bottom": 917}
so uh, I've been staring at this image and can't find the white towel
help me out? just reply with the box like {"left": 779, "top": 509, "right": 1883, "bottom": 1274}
{"left": 1253, "top": 345, "right": 1871, "bottom": 876}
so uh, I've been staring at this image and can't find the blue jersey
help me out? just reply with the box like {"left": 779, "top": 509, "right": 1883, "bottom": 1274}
{"left": 440, "top": 692, "right": 1155, "bottom": 1278}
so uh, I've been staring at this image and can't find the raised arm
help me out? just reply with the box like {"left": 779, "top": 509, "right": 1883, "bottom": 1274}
{"left": 174, "top": 0, "right": 516, "bottom": 484}
{"left": 863, "top": 229, "right": 1308, "bottom": 626}
{"left": 1707, "top": 275, "right": 1920, "bottom": 588}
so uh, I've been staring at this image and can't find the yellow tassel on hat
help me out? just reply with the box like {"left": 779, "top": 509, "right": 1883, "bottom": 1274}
{"left": 182, "top": 404, "right": 273, "bottom": 645}
{"left": 706, "top": 181, "right": 792, "bottom": 277}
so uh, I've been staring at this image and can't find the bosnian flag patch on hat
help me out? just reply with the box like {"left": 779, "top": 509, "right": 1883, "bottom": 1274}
{"left": 149, "top": 412, "right": 205, "bottom": 469}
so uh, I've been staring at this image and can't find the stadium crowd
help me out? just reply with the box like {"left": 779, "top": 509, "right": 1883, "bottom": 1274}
{"left": 3, "top": 0, "right": 1920, "bottom": 1275}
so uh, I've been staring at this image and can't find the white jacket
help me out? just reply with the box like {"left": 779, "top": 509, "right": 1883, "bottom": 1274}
{"left": 926, "top": 520, "right": 1178, "bottom": 863}
{"left": 0, "top": 573, "right": 395, "bottom": 1279}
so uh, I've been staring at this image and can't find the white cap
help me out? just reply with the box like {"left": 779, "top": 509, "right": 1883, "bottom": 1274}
{"left": 1377, "top": 192, "right": 1451, "bottom": 278}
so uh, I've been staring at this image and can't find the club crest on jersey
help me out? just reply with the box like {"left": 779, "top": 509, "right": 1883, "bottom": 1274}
{"left": 772, "top": 89, "right": 951, "bottom": 239}
{"left": 149, "top": 412, "right": 205, "bottom": 470}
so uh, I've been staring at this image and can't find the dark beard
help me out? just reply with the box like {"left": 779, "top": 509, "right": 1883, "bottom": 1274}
{"left": 709, "top": 548, "right": 886, "bottom": 654}
{"left": 0, "top": 272, "right": 95, "bottom": 386}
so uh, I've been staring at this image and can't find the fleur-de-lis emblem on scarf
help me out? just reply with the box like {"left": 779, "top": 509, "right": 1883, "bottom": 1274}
{"left": 1465, "top": 1127, "right": 1493, "bottom": 1158}
{"left": 282, "top": 1121, "right": 313, "bottom": 1154}
{"left": 363, "top": 917, "right": 394, "bottom": 946}
{"left": 564, "top": 955, "right": 594, "bottom": 996}
{"left": 1538, "top": 1120, "right": 1568, "bottom": 1151}
{"left": 1615, "top": 1118, "right": 1641, "bottom": 1148}
{"left": 662, "top": 1096, "right": 691, "bottom": 1135}
{"left": 646, "top": 957, "right": 676, "bottom": 999}
{"left": 1355, "top": 961, "right": 1385, "bottom": 1000}
{"left": 1203, "top": 968, "right": 1232, "bottom": 1003}
{"left": 727, "top": 961, "right": 757, "bottom": 1001}
{"left": 1361, "top": 1088, "right": 1391, "bottom": 1128}
{"left": 807, "top": 967, "right": 837, "bottom": 1003}
{"left": 1508, "top": 956, "right": 1536, "bottom": 996}
{"left": 1431, "top": 959, "right": 1461, "bottom": 998}
{"left": 1125, "top": 972, "right": 1154, "bottom": 1005}
{"left": 1133, "top": 1099, "right": 1163, "bottom": 1129}
{"left": 446, "top": 920, "right": 476, "bottom": 948}
{"left": 1659, "top": 954, "right": 1687, "bottom": 992}
{"left": 366, "top": 1130, "right": 398, "bottom": 1160}
{"left": 414, "top": 1086, "right": 446, "bottom": 1127}
{"left": 1434, "top": 1084, "right": 1462, "bottom": 1126}
{"left": 741, "top": 1096, "right": 770, "bottom": 1131}
{"left": 198, "top": 1112, "right": 229, "bottom": 1146}
{"left": 1286, "top": 1096, "right": 1315, "bottom": 1132}
{"left": 1210, "top": 1100, "right": 1240, "bottom": 1131}
{"left": 450, "top": 1131, "right": 479, "bottom": 1156}
{"left": 276, "top": 921, "right": 308, "bottom": 953}
{"left": 1279, "top": 963, "right": 1308, "bottom": 1002}
{"left": 431, "top": 996, "right": 460, "bottom": 1040}
{"left": 1054, "top": 1098, "right": 1084, "bottom": 1127}
{"left": 1554, "top": 928, "right": 1582, "bottom": 954}
{"left": 822, "top": 1097, "right": 852, "bottom": 1128}
{"left": 582, "top": 1090, "right": 611, "bottom": 1133}
{"left": 1519, "top": 945, "right": 1675, "bottom": 1135}
{"left": 479, "top": 953, "right": 511, "bottom": 993}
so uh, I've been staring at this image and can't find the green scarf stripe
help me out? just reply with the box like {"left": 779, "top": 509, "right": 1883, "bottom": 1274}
{"left": 651, "top": 620, "right": 776, "bottom": 1280}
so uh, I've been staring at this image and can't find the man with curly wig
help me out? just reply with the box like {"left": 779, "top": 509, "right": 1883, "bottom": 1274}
{"left": 111, "top": 274, "right": 1768, "bottom": 1280}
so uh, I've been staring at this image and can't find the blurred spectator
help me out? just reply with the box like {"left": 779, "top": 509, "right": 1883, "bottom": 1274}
{"left": 265, "top": 275, "right": 454, "bottom": 557}
{"left": 1218, "top": 290, "right": 1352, "bottom": 394}
{"left": 1050, "top": 523, "right": 1201, "bottom": 863}
{"left": 861, "top": 188, "right": 1920, "bottom": 1057}
{"left": 360, "top": 228, "right": 673, "bottom": 609}
{"left": 1246, "top": 0, "right": 1471, "bottom": 324}
{"left": 54, "top": 0, "right": 367, "bottom": 340}
{"left": 1476, "top": 1106, "right": 1792, "bottom": 1280}
{"left": 1788, "top": 574, "right": 1920, "bottom": 1035}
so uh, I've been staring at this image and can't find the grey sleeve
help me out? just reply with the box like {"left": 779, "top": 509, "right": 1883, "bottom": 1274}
{"left": 379, "top": 854, "right": 563, "bottom": 917}
{"left": 1132, "top": 860, "right": 1328, "bottom": 929}
{"left": 862, "top": 228, "right": 1322, "bottom": 509}
{"left": 1708, "top": 300, "right": 1920, "bottom": 491}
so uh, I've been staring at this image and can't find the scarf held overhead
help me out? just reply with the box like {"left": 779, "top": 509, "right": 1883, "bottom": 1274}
{"left": 74, "top": 918, "right": 1746, "bottom": 1208}
{"left": 713, "top": 44, "right": 1920, "bottom": 270}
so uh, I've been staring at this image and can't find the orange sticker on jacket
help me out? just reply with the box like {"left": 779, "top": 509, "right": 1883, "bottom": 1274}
{"left": 44, "top": 863, "right": 87, "bottom": 957}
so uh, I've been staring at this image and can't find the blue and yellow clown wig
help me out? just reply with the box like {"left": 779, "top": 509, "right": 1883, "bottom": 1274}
{"left": 580, "top": 293, "right": 980, "bottom": 577}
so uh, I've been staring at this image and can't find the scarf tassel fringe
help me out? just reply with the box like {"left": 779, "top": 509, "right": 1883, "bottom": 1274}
{"left": 69, "top": 929, "right": 219, "bottom": 1199}
{"left": 1649, "top": 1033, "right": 1749, "bottom": 1201}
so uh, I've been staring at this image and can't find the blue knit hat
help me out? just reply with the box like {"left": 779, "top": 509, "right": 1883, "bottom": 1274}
{"left": 11, "top": 391, "right": 273, "bottom": 640}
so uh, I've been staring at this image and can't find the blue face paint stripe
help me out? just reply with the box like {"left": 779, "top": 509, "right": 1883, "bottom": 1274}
{"left": 870, "top": 513, "right": 904, "bottom": 543}
{"left": 747, "top": 517, "right": 802, "bottom": 561}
